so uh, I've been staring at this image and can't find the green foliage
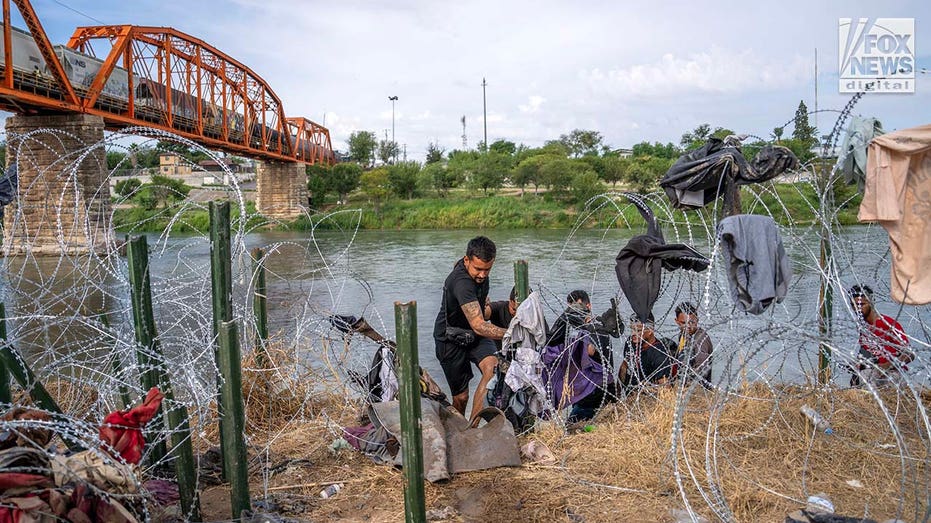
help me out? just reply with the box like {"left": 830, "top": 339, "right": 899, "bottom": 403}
{"left": 306, "top": 164, "right": 330, "bottom": 205}
{"left": 468, "top": 153, "right": 509, "bottom": 195}
{"left": 107, "top": 151, "right": 128, "bottom": 170}
{"left": 540, "top": 158, "right": 577, "bottom": 196}
{"left": 360, "top": 167, "right": 391, "bottom": 214}
{"left": 679, "top": 124, "right": 734, "bottom": 151}
{"left": 571, "top": 170, "right": 605, "bottom": 204}
{"left": 387, "top": 161, "right": 421, "bottom": 199}
{"left": 512, "top": 155, "right": 549, "bottom": 194}
{"left": 421, "top": 162, "right": 459, "bottom": 197}
{"left": 602, "top": 156, "right": 628, "bottom": 187}
{"left": 0, "top": 141, "right": 5, "bottom": 167}
{"left": 539, "top": 140, "right": 571, "bottom": 158}
{"left": 558, "top": 129, "right": 604, "bottom": 158}
{"left": 489, "top": 139, "right": 517, "bottom": 157}
{"left": 114, "top": 177, "right": 142, "bottom": 197}
{"left": 112, "top": 200, "right": 262, "bottom": 234}
{"left": 378, "top": 140, "right": 400, "bottom": 165}
{"left": 626, "top": 156, "right": 671, "bottom": 193}
{"left": 776, "top": 138, "right": 815, "bottom": 164}
{"left": 792, "top": 100, "right": 817, "bottom": 147}
{"left": 631, "top": 141, "right": 680, "bottom": 159}
{"left": 127, "top": 144, "right": 160, "bottom": 168}
{"left": 136, "top": 175, "right": 191, "bottom": 210}
{"left": 348, "top": 131, "right": 378, "bottom": 167}
{"left": 329, "top": 162, "right": 363, "bottom": 202}
{"left": 425, "top": 142, "right": 445, "bottom": 164}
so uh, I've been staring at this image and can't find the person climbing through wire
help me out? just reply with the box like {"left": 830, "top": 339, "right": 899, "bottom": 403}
{"left": 542, "top": 290, "right": 623, "bottom": 423}
{"left": 433, "top": 236, "right": 505, "bottom": 420}
{"left": 849, "top": 284, "right": 912, "bottom": 386}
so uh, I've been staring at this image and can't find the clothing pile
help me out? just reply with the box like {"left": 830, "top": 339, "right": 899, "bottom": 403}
{"left": 0, "top": 388, "right": 167, "bottom": 522}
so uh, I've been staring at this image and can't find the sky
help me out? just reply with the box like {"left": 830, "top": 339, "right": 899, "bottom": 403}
{"left": 9, "top": 0, "right": 931, "bottom": 161}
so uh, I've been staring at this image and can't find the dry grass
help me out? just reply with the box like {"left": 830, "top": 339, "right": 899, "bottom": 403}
{"left": 215, "top": 382, "right": 931, "bottom": 523}
{"left": 21, "top": 348, "right": 930, "bottom": 522}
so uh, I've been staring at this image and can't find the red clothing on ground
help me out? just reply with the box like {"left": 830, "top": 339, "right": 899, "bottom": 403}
{"left": 859, "top": 314, "right": 909, "bottom": 366}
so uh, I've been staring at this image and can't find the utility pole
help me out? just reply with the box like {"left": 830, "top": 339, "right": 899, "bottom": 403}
{"left": 481, "top": 78, "right": 488, "bottom": 152}
{"left": 389, "top": 96, "right": 398, "bottom": 163}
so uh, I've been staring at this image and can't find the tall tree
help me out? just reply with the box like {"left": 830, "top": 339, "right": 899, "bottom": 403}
{"left": 360, "top": 168, "right": 391, "bottom": 216}
{"left": 680, "top": 123, "right": 712, "bottom": 149}
{"left": 601, "top": 156, "right": 628, "bottom": 188}
{"left": 425, "top": 141, "right": 446, "bottom": 164}
{"left": 329, "top": 162, "right": 363, "bottom": 203}
{"left": 348, "top": 131, "right": 378, "bottom": 167}
{"left": 469, "top": 152, "right": 509, "bottom": 195}
{"left": 558, "top": 129, "right": 604, "bottom": 158}
{"left": 489, "top": 139, "right": 517, "bottom": 157}
{"left": 792, "top": 100, "right": 817, "bottom": 148}
{"left": 540, "top": 158, "right": 576, "bottom": 195}
{"left": 377, "top": 140, "right": 400, "bottom": 165}
{"left": 306, "top": 164, "right": 330, "bottom": 206}
{"left": 387, "top": 161, "right": 421, "bottom": 199}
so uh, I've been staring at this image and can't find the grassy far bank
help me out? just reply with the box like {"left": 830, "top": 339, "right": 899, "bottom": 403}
{"left": 112, "top": 181, "right": 863, "bottom": 234}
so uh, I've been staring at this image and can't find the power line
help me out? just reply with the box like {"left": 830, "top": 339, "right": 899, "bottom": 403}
{"left": 51, "top": 0, "right": 106, "bottom": 25}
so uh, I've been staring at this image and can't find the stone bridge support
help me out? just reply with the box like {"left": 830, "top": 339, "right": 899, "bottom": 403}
{"left": 255, "top": 161, "right": 307, "bottom": 221}
{"left": 3, "top": 114, "right": 111, "bottom": 256}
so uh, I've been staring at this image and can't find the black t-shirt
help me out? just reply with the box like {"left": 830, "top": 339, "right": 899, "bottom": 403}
{"left": 621, "top": 336, "right": 675, "bottom": 388}
{"left": 433, "top": 258, "right": 489, "bottom": 341}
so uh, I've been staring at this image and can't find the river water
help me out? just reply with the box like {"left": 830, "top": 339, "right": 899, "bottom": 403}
{"left": 2, "top": 223, "right": 927, "bottom": 396}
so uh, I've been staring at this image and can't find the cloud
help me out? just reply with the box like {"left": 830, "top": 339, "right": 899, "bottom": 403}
{"left": 519, "top": 95, "right": 546, "bottom": 113}
{"left": 583, "top": 47, "right": 812, "bottom": 98}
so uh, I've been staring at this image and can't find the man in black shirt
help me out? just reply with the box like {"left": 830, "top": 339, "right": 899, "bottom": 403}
{"left": 618, "top": 313, "right": 675, "bottom": 391}
{"left": 434, "top": 236, "right": 506, "bottom": 419}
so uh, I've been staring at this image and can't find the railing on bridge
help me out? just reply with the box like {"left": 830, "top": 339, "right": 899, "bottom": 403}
{"left": 0, "top": 0, "right": 334, "bottom": 165}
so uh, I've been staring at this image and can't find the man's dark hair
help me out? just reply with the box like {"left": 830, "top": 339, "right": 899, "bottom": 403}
{"left": 567, "top": 290, "right": 590, "bottom": 305}
{"left": 675, "top": 301, "right": 698, "bottom": 316}
{"left": 850, "top": 284, "right": 874, "bottom": 299}
{"left": 466, "top": 236, "right": 496, "bottom": 262}
{"left": 509, "top": 286, "right": 517, "bottom": 302}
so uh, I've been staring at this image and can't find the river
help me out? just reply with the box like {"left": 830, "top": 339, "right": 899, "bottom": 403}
{"left": 2, "top": 224, "right": 926, "bottom": 397}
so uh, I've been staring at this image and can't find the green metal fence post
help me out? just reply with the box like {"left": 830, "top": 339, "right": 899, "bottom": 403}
{"left": 209, "top": 201, "right": 232, "bottom": 475}
{"left": 217, "top": 320, "right": 250, "bottom": 516}
{"left": 126, "top": 235, "right": 169, "bottom": 464}
{"left": 251, "top": 247, "right": 269, "bottom": 366}
{"left": 513, "top": 260, "right": 529, "bottom": 304}
{"left": 126, "top": 235, "right": 201, "bottom": 519}
{"left": 395, "top": 300, "right": 425, "bottom": 523}
{"left": 0, "top": 304, "right": 80, "bottom": 451}
{"left": 99, "top": 310, "right": 131, "bottom": 410}
{"left": 0, "top": 304, "right": 10, "bottom": 404}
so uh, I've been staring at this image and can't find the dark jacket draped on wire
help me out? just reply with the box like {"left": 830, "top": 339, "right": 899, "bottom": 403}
{"left": 659, "top": 137, "right": 798, "bottom": 210}
{"left": 614, "top": 194, "right": 710, "bottom": 322}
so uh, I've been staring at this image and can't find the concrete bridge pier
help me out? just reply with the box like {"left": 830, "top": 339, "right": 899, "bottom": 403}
{"left": 256, "top": 161, "right": 307, "bottom": 221}
{"left": 3, "top": 114, "right": 112, "bottom": 256}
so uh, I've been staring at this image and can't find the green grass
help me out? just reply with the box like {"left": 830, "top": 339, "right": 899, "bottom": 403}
{"left": 112, "top": 200, "right": 263, "bottom": 233}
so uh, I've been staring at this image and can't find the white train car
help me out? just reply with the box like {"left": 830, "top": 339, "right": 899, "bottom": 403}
{"left": 0, "top": 25, "right": 49, "bottom": 77}
{"left": 53, "top": 45, "right": 129, "bottom": 106}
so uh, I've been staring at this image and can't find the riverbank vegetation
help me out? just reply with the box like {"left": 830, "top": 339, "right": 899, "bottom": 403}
{"left": 112, "top": 103, "right": 864, "bottom": 233}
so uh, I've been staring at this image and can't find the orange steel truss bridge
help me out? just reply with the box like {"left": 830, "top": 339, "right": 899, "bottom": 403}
{"left": 0, "top": 0, "right": 335, "bottom": 164}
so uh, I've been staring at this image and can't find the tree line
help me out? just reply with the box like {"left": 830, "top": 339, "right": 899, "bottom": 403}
{"left": 307, "top": 100, "right": 819, "bottom": 211}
